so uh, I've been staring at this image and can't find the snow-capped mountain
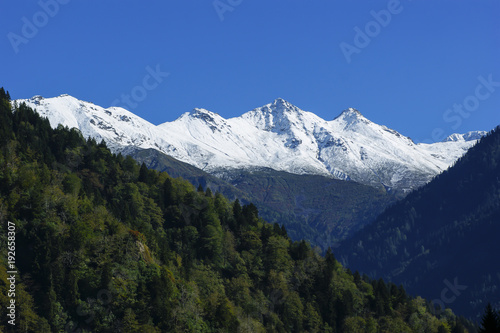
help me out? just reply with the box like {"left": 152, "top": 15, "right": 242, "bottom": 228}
{"left": 442, "top": 131, "right": 486, "bottom": 142}
{"left": 15, "top": 95, "right": 486, "bottom": 191}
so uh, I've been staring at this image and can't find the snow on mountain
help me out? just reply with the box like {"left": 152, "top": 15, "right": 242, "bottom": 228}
{"left": 15, "top": 95, "right": 484, "bottom": 192}
{"left": 443, "top": 131, "right": 487, "bottom": 142}
{"left": 16, "top": 95, "right": 171, "bottom": 153}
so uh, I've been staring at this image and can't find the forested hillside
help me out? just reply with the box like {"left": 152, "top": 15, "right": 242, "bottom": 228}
{"left": 217, "top": 168, "right": 395, "bottom": 247}
{"left": 337, "top": 125, "right": 500, "bottom": 320}
{"left": 131, "top": 147, "right": 396, "bottom": 249}
{"left": 0, "top": 88, "right": 472, "bottom": 332}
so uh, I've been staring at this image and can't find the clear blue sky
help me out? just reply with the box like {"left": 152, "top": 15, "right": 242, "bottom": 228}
{"left": 1, "top": 1, "right": 499, "bottom": 142}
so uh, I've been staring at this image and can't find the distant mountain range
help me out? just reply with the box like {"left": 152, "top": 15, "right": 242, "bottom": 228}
{"left": 1, "top": 87, "right": 477, "bottom": 333}
{"left": 14, "top": 94, "right": 490, "bottom": 249}
{"left": 16, "top": 95, "right": 485, "bottom": 193}
{"left": 14, "top": 92, "right": 500, "bottom": 321}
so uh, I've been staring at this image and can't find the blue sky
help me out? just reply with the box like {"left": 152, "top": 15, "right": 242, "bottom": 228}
{"left": 1, "top": 0, "right": 499, "bottom": 142}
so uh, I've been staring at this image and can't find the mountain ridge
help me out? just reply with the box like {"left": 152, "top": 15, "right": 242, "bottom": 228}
{"left": 16, "top": 94, "right": 486, "bottom": 192}
{"left": 0, "top": 86, "right": 476, "bottom": 333}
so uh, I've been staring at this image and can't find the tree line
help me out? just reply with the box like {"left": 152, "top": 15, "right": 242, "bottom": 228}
{"left": 0, "top": 87, "right": 474, "bottom": 332}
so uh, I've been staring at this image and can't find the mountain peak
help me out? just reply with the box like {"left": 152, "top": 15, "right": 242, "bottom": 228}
{"left": 271, "top": 98, "right": 291, "bottom": 107}
{"left": 189, "top": 107, "right": 215, "bottom": 115}
{"left": 241, "top": 99, "right": 308, "bottom": 134}
{"left": 28, "top": 95, "right": 44, "bottom": 104}
{"left": 442, "top": 131, "right": 487, "bottom": 142}
{"left": 184, "top": 108, "right": 225, "bottom": 126}
{"left": 260, "top": 98, "right": 297, "bottom": 114}
{"left": 333, "top": 107, "right": 368, "bottom": 125}
{"left": 340, "top": 107, "right": 362, "bottom": 116}
{"left": 245, "top": 99, "right": 300, "bottom": 120}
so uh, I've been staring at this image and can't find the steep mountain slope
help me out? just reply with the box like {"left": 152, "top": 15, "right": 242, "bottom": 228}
{"left": 128, "top": 147, "right": 250, "bottom": 201}
{"left": 217, "top": 168, "right": 395, "bottom": 247}
{"left": 131, "top": 146, "right": 396, "bottom": 248}
{"left": 0, "top": 88, "right": 476, "bottom": 332}
{"left": 16, "top": 95, "right": 484, "bottom": 192}
{"left": 336, "top": 126, "right": 500, "bottom": 319}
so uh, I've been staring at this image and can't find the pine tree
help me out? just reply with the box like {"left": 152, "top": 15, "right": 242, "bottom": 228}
{"left": 479, "top": 303, "right": 500, "bottom": 333}
{"left": 0, "top": 87, "right": 478, "bottom": 332}
{"left": 138, "top": 162, "right": 149, "bottom": 183}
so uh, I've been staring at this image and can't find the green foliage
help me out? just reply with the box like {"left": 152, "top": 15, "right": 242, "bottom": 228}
{"left": 338, "top": 126, "right": 500, "bottom": 320}
{"left": 130, "top": 147, "right": 398, "bottom": 252}
{"left": 0, "top": 88, "right": 469, "bottom": 332}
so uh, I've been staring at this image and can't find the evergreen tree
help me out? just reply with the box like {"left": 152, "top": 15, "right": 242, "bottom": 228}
{"left": 479, "top": 303, "right": 500, "bottom": 333}
{"left": 0, "top": 87, "right": 477, "bottom": 332}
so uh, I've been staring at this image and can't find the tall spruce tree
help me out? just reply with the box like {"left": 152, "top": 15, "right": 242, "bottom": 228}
{"left": 479, "top": 303, "right": 500, "bottom": 333}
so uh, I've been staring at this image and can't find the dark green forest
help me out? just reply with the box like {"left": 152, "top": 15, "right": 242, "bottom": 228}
{"left": 337, "top": 124, "right": 500, "bottom": 320}
{"left": 0, "top": 87, "right": 473, "bottom": 332}
{"left": 130, "top": 147, "right": 396, "bottom": 250}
